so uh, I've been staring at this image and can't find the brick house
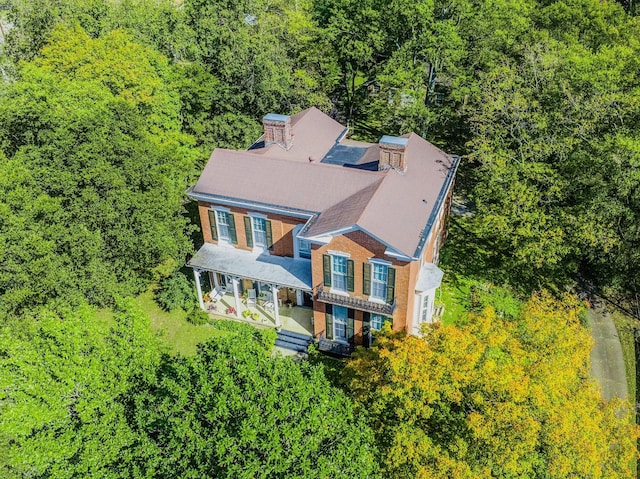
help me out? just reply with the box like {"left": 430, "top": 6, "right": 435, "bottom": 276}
{"left": 187, "top": 107, "right": 459, "bottom": 354}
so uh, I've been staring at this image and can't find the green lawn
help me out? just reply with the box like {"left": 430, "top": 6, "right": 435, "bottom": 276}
{"left": 97, "top": 289, "right": 228, "bottom": 356}
{"left": 611, "top": 310, "right": 638, "bottom": 408}
{"left": 436, "top": 272, "right": 522, "bottom": 326}
{"left": 437, "top": 277, "right": 472, "bottom": 325}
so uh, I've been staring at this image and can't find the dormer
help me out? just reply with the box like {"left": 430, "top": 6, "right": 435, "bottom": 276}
{"left": 263, "top": 113, "right": 293, "bottom": 150}
{"left": 378, "top": 135, "right": 408, "bottom": 172}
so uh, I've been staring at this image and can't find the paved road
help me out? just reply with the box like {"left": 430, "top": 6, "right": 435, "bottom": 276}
{"left": 588, "top": 305, "right": 628, "bottom": 401}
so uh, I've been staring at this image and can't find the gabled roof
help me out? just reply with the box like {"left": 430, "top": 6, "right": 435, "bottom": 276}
{"left": 190, "top": 107, "right": 459, "bottom": 259}
{"left": 248, "top": 107, "right": 346, "bottom": 162}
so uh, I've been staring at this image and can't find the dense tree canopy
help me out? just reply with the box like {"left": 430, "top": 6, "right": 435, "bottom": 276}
{"left": 133, "top": 324, "right": 379, "bottom": 478}
{"left": 343, "top": 292, "right": 639, "bottom": 478}
{"left": 0, "top": 301, "right": 163, "bottom": 478}
{"left": 1, "top": 1, "right": 639, "bottom": 476}
{"left": 1, "top": 316, "right": 378, "bottom": 478}
{"left": 0, "top": 26, "right": 196, "bottom": 316}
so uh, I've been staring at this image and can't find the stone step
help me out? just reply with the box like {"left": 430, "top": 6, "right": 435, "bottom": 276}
{"left": 274, "top": 338, "right": 309, "bottom": 353}
{"left": 277, "top": 329, "right": 313, "bottom": 343}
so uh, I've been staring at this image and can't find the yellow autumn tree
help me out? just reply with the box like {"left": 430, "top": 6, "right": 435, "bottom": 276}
{"left": 342, "top": 292, "right": 638, "bottom": 478}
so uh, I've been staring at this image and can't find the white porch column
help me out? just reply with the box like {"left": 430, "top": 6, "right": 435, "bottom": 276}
{"left": 272, "top": 284, "right": 281, "bottom": 328}
{"left": 210, "top": 271, "right": 219, "bottom": 289}
{"left": 193, "top": 269, "right": 205, "bottom": 310}
{"left": 231, "top": 277, "right": 241, "bottom": 318}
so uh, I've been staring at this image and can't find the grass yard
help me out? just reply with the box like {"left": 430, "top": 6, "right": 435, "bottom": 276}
{"left": 96, "top": 288, "right": 229, "bottom": 356}
{"left": 436, "top": 271, "right": 523, "bottom": 326}
{"left": 437, "top": 276, "right": 472, "bottom": 325}
{"left": 611, "top": 310, "right": 638, "bottom": 409}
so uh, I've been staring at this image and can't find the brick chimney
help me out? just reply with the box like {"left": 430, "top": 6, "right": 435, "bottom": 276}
{"left": 263, "top": 113, "right": 293, "bottom": 150}
{"left": 378, "top": 135, "right": 408, "bottom": 171}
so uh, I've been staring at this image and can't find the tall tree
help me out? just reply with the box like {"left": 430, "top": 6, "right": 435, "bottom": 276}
{"left": 132, "top": 326, "right": 379, "bottom": 478}
{"left": 0, "top": 301, "right": 163, "bottom": 478}
{"left": 343, "top": 292, "right": 639, "bottom": 478}
{"left": 0, "top": 26, "right": 196, "bottom": 316}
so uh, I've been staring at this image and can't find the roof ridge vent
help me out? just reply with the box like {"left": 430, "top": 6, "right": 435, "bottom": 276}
{"left": 378, "top": 135, "right": 408, "bottom": 172}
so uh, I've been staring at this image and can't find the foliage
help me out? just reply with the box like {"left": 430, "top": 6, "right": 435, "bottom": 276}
{"left": 131, "top": 325, "right": 378, "bottom": 478}
{"left": 0, "top": 300, "right": 163, "bottom": 478}
{"left": 186, "top": 307, "right": 211, "bottom": 326}
{"left": 0, "top": 26, "right": 196, "bottom": 317}
{"left": 155, "top": 271, "right": 196, "bottom": 312}
{"left": 343, "top": 292, "right": 639, "bottom": 478}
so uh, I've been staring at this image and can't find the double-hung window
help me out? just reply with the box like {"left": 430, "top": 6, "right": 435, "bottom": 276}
{"left": 363, "top": 261, "right": 395, "bottom": 303}
{"left": 323, "top": 253, "right": 354, "bottom": 292}
{"left": 216, "top": 210, "right": 231, "bottom": 242}
{"left": 332, "top": 306, "right": 348, "bottom": 341}
{"left": 370, "top": 263, "right": 388, "bottom": 300}
{"left": 252, "top": 217, "right": 267, "bottom": 248}
{"left": 332, "top": 255, "right": 348, "bottom": 292}
{"left": 371, "top": 313, "right": 391, "bottom": 331}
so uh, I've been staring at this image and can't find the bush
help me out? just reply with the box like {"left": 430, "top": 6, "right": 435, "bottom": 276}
{"left": 155, "top": 272, "right": 196, "bottom": 312}
{"left": 187, "top": 308, "right": 210, "bottom": 326}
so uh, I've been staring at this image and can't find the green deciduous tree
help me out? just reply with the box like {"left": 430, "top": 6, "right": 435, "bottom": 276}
{"left": 0, "top": 301, "right": 163, "bottom": 478}
{"left": 343, "top": 292, "right": 639, "bottom": 478}
{"left": 0, "top": 26, "right": 196, "bottom": 316}
{"left": 132, "top": 327, "right": 379, "bottom": 478}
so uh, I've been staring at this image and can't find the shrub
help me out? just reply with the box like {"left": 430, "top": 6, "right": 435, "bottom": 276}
{"left": 155, "top": 272, "right": 196, "bottom": 312}
{"left": 187, "top": 308, "right": 210, "bottom": 326}
{"left": 242, "top": 309, "right": 251, "bottom": 318}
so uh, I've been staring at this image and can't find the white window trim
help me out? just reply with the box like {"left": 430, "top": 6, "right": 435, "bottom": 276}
{"left": 332, "top": 305, "right": 349, "bottom": 344}
{"left": 329, "top": 253, "right": 349, "bottom": 295}
{"left": 292, "top": 224, "right": 311, "bottom": 261}
{"left": 414, "top": 289, "right": 436, "bottom": 329}
{"left": 368, "top": 261, "right": 389, "bottom": 303}
{"left": 370, "top": 313, "right": 391, "bottom": 331}
{"left": 250, "top": 215, "right": 268, "bottom": 252}
{"left": 368, "top": 258, "right": 392, "bottom": 266}
{"left": 212, "top": 207, "right": 233, "bottom": 247}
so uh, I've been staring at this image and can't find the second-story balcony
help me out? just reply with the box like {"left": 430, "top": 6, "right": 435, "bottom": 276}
{"left": 316, "top": 286, "right": 396, "bottom": 316}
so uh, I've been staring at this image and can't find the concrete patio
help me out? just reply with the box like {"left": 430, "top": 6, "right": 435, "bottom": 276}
{"left": 205, "top": 293, "right": 313, "bottom": 337}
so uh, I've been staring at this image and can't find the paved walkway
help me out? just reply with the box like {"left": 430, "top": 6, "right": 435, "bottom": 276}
{"left": 588, "top": 305, "right": 628, "bottom": 401}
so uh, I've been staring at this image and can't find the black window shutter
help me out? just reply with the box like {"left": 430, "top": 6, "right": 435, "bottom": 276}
{"left": 323, "top": 255, "right": 331, "bottom": 287}
{"left": 265, "top": 220, "right": 274, "bottom": 250}
{"left": 362, "top": 263, "right": 371, "bottom": 295}
{"left": 325, "top": 304, "right": 333, "bottom": 340}
{"left": 227, "top": 213, "right": 238, "bottom": 244}
{"left": 244, "top": 216, "right": 253, "bottom": 247}
{"left": 208, "top": 210, "right": 218, "bottom": 241}
{"left": 362, "top": 312, "right": 371, "bottom": 348}
{"left": 347, "top": 309, "right": 354, "bottom": 345}
{"left": 386, "top": 267, "right": 396, "bottom": 303}
{"left": 347, "top": 259, "right": 354, "bottom": 292}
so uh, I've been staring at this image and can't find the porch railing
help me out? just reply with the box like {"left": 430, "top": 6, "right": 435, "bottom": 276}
{"left": 316, "top": 286, "right": 396, "bottom": 316}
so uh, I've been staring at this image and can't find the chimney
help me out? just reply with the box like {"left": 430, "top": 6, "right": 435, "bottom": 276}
{"left": 263, "top": 113, "right": 293, "bottom": 150}
{"left": 378, "top": 135, "right": 408, "bottom": 171}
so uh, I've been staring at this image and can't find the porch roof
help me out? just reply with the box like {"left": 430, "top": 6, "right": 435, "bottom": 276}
{"left": 187, "top": 243, "right": 312, "bottom": 291}
{"left": 415, "top": 263, "right": 444, "bottom": 292}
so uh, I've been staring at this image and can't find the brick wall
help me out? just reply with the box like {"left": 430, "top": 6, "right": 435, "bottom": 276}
{"left": 311, "top": 230, "right": 414, "bottom": 341}
{"left": 197, "top": 201, "right": 305, "bottom": 257}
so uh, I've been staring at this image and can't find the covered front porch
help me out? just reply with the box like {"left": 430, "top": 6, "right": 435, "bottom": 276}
{"left": 202, "top": 288, "right": 313, "bottom": 336}
{"left": 188, "top": 243, "right": 314, "bottom": 337}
